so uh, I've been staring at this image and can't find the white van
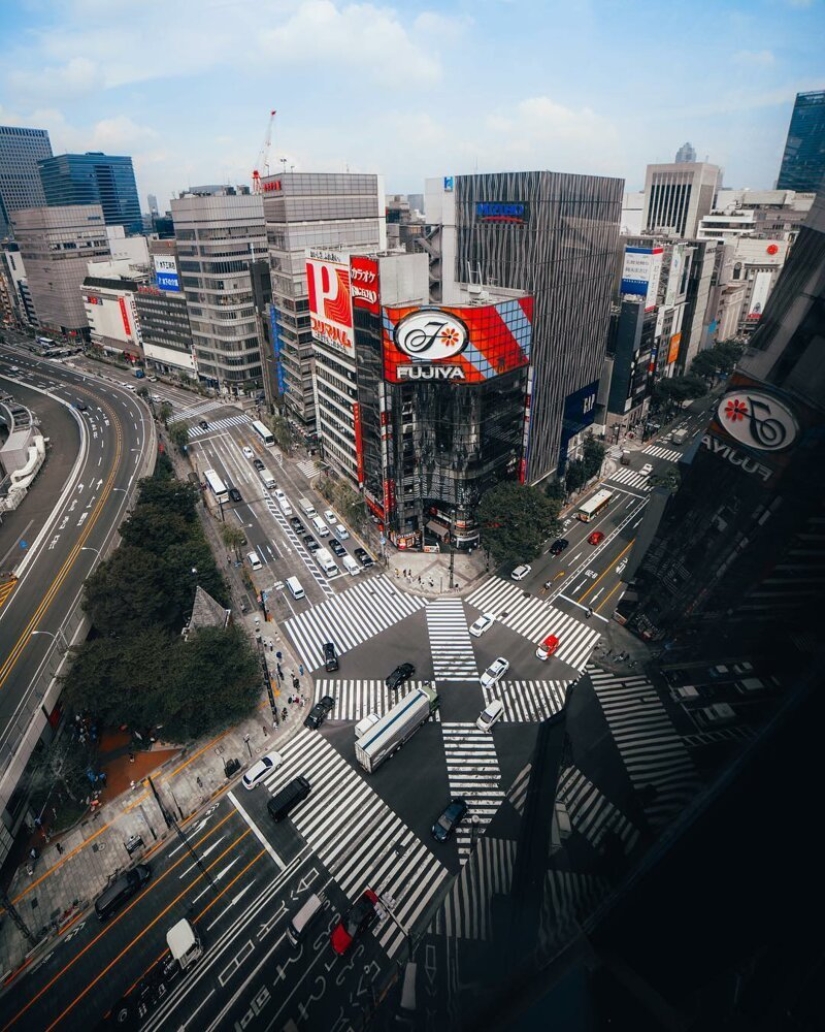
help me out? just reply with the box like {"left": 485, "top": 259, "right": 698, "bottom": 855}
{"left": 311, "top": 515, "right": 329, "bottom": 537}
{"left": 247, "top": 550, "right": 262, "bottom": 571}
{"left": 274, "top": 489, "right": 293, "bottom": 516}
{"left": 286, "top": 576, "right": 305, "bottom": 600}
{"left": 335, "top": 523, "right": 350, "bottom": 540}
{"left": 298, "top": 497, "right": 317, "bottom": 518}
{"left": 342, "top": 555, "right": 360, "bottom": 576}
{"left": 258, "top": 468, "right": 277, "bottom": 490}
{"left": 476, "top": 698, "right": 504, "bottom": 732}
{"left": 287, "top": 893, "right": 324, "bottom": 946}
{"left": 314, "top": 548, "right": 338, "bottom": 577}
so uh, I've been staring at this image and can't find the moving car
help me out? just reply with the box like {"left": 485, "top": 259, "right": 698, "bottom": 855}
{"left": 476, "top": 699, "right": 504, "bottom": 732}
{"left": 323, "top": 642, "right": 339, "bottom": 672}
{"left": 290, "top": 517, "right": 306, "bottom": 534}
{"left": 480, "top": 656, "right": 509, "bottom": 689}
{"left": 303, "top": 535, "right": 320, "bottom": 551}
{"left": 253, "top": 458, "right": 265, "bottom": 471}
{"left": 304, "top": 696, "right": 335, "bottom": 730}
{"left": 323, "top": 509, "right": 337, "bottom": 524}
{"left": 511, "top": 564, "right": 531, "bottom": 581}
{"left": 640, "top": 463, "right": 654, "bottom": 476}
{"left": 469, "top": 612, "right": 496, "bottom": 638}
{"left": 242, "top": 446, "right": 254, "bottom": 459}
{"left": 535, "top": 634, "right": 560, "bottom": 660}
{"left": 330, "top": 890, "right": 380, "bottom": 955}
{"left": 228, "top": 487, "right": 242, "bottom": 503}
{"left": 335, "top": 523, "right": 350, "bottom": 540}
{"left": 242, "top": 751, "right": 284, "bottom": 790}
{"left": 386, "top": 662, "right": 415, "bottom": 691}
{"left": 329, "top": 538, "right": 346, "bottom": 557}
{"left": 431, "top": 798, "right": 468, "bottom": 842}
{"left": 587, "top": 530, "right": 605, "bottom": 545}
{"left": 549, "top": 538, "right": 569, "bottom": 556}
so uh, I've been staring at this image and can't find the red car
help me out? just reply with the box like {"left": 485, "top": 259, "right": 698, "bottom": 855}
{"left": 330, "top": 889, "right": 380, "bottom": 955}
{"left": 536, "top": 634, "right": 560, "bottom": 660}
{"left": 587, "top": 530, "right": 605, "bottom": 545}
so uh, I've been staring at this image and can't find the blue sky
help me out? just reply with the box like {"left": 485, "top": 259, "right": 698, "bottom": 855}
{"left": 1, "top": 0, "right": 822, "bottom": 211}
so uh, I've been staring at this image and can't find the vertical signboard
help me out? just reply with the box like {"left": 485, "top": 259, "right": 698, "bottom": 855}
{"left": 352, "top": 401, "right": 365, "bottom": 487}
{"left": 118, "top": 297, "right": 132, "bottom": 336}
{"left": 306, "top": 255, "right": 354, "bottom": 350}
{"left": 746, "top": 271, "right": 772, "bottom": 320}
{"left": 350, "top": 255, "right": 380, "bottom": 315}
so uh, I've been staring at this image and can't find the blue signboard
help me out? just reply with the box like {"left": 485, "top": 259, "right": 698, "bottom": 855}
{"left": 475, "top": 201, "right": 529, "bottom": 224}
{"left": 557, "top": 379, "right": 599, "bottom": 474}
{"left": 269, "top": 306, "right": 287, "bottom": 397}
{"left": 157, "top": 271, "right": 180, "bottom": 292}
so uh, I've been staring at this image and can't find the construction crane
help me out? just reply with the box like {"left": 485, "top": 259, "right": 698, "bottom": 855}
{"left": 251, "top": 109, "right": 277, "bottom": 194}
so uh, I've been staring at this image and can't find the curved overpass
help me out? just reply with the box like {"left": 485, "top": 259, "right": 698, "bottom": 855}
{"left": 0, "top": 349, "right": 155, "bottom": 863}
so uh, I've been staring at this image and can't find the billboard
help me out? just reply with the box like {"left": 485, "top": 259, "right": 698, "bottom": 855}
{"left": 621, "top": 246, "right": 663, "bottom": 311}
{"left": 306, "top": 255, "right": 354, "bottom": 350}
{"left": 153, "top": 255, "right": 180, "bottom": 293}
{"left": 667, "top": 332, "right": 681, "bottom": 365}
{"left": 381, "top": 298, "right": 533, "bottom": 384}
{"left": 746, "top": 271, "right": 772, "bottom": 320}
{"left": 350, "top": 255, "right": 380, "bottom": 315}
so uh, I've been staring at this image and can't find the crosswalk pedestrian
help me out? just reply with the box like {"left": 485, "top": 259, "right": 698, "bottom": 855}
{"left": 283, "top": 575, "right": 427, "bottom": 671}
{"left": 186, "top": 413, "right": 251, "bottom": 438}
{"left": 642, "top": 443, "right": 682, "bottom": 462}
{"left": 427, "top": 599, "right": 478, "bottom": 680}
{"left": 431, "top": 836, "right": 517, "bottom": 940}
{"left": 482, "top": 678, "right": 571, "bottom": 723}
{"left": 441, "top": 724, "right": 505, "bottom": 859}
{"left": 557, "top": 765, "right": 641, "bottom": 856}
{"left": 259, "top": 730, "right": 449, "bottom": 959}
{"left": 604, "top": 467, "right": 653, "bottom": 491}
{"left": 312, "top": 679, "right": 441, "bottom": 722}
{"left": 466, "top": 578, "right": 601, "bottom": 672}
{"left": 587, "top": 665, "right": 702, "bottom": 829}
{"left": 295, "top": 458, "right": 321, "bottom": 481}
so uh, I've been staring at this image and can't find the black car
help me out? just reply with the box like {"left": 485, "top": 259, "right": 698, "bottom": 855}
{"left": 199, "top": 420, "right": 209, "bottom": 430}
{"left": 356, "top": 550, "right": 374, "bottom": 567}
{"left": 303, "top": 534, "right": 320, "bottom": 551}
{"left": 549, "top": 538, "right": 569, "bottom": 556}
{"left": 304, "top": 695, "right": 335, "bottom": 730}
{"left": 431, "top": 797, "right": 468, "bottom": 842}
{"left": 290, "top": 517, "right": 306, "bottom": 534}
{"left": 253, "top": 458, "right": 265, "bottom": 471}
{"left": 329, "top": 538, "right": 346, "bottom": 557}
{"left": 323, "top": 641, "right": 339, "bottom": 672}
{"left": 386, "top": 662, "right": 415, "bottom": 691}
{"left": 228, "top": 487, "right": 242, "bottom": 503}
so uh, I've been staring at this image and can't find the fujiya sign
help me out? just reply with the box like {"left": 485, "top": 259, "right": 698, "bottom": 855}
{"left": 393, "top": 310, "right": 469, "bottom": 361}
{"left": 717, "top": 389, "right": 798, "bottom": 452}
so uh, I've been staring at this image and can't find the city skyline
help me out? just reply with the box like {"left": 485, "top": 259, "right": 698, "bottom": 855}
{"left": 0, "top": 0, "right": 822, "bottom": 212}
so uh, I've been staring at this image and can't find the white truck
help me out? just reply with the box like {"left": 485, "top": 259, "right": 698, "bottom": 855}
{"left": 355, "top": 683, "right": 439, "bottom": 773}
{"left": 258, "top": 467, "right": 277, "bottom": 490}
{"left": 167, "top": 918, "right": 202, "bottom": 972}
{"left": 314, "top": 547, "right": 338, "bottom": 577}
{"left": 671, "top": 428, "right": 689, "bottom": 446}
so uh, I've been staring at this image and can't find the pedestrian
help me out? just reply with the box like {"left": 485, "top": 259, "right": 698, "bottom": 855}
{"left": 276, "top": 651, "right": 282, "bottom": 661}
{"left": 282, "top": 707, "right": 288, "bottom": 721}
{"left": 196, "top": 775, "right": 203, "bottom": 788}
{"left": 288, "top": 696, "right": 293, "bottom": 704}
{"left": 34, "top": 816, "right": 42, "bottom": 830}
{"left": 262, "top": 724, "right": 269, "bottom": 736}
{"left": 56, "top": 842, "right": 64, "bottom": 856}
{"left": 99, "top": 771, "right": 107, "bottom": 787}
{"left": 29, "top": 847, "right": 38, "bottom": 861}
{"left": 129, "top": 751, "right": 135, "bottom": 763}
{"left": 277, "top": 664, "right": 283, "bottom": 679}
{"left": 299, "top": 663, "right": 304, "bottom": 676}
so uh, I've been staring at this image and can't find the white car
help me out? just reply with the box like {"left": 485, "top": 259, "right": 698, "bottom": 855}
{"left": 323, "top": 509, "right": 337, "bottom": 524}
{"left": 242, "top": 751, "right": 284, "bottom": 789}
{"left": 335, "top": 523, "right": 350, "bottom": 540}
{"left": 476, "top": 699, "right": 505, "bottom": 732}
{"left": 510, "top": 565, "right": 531, "bottom": 581}
{"left": 480, "top": 656, "right": 509, "bottom": 689}
{"left": 469, "top": 612, "right": 496, "bottom": 638}
{"left": 640, "top": 463, "right": 654, "bottom": 476}
{"left": 242, "top": 446, "right": 254, "bottom": 459}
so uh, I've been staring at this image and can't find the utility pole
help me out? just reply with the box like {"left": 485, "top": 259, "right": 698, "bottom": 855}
{"left": 147, "top": 777, "right": 219, "bottom": 896}
{"left": 0, "top": 890, "right": 37, "bottom": 946}
{"left": 449, "top": 508, "right": 456, "bottom": 589}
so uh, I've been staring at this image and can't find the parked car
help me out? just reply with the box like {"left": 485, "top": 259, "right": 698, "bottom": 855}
{"left": 303, "top": 535, "right": 320, "bottom": 551}
{"left": 510, "top": 564, "right": 531, "bottom": 581}
{"left": 587, "top": 530, "right": 605, "bottom": 546}
{"left": 354, "top": 548, "right": 374, "bottom": 567}
{"left": 242, "top": 446, "right": 254, "bottom": 459}
{"left": 305, "top": 696, "right": 335, "bottom": 730}
{"left": 323, "top": 642, "right": 339, "bottom": 672}
{"left": 330, "top": 890, "right": 380, "bottom": 955}
{"left": 480, "top": 656, "right": 509, "bottom": 689}
{"left": 431, "top": 798, "right": 468, "bottom": 842}
{"left": 329, "top": 538, "right": 346, "bottom": 557}
{"left": 228, "top": 488, "right": 242, "bottom": 503}
{"left": 386, "top": 662, "right": 415, "bottom": 691}
{"left": 253, "top": 458, "right": 265, "bottom": 471}
{"left": 242, "top": 751, "right": 284, "bottom": 790}
{"left": 469, "top": 612, "right": 496, "bottom": 638}
{"left": 549, "top": 538, "right": 569, "bottom": 556}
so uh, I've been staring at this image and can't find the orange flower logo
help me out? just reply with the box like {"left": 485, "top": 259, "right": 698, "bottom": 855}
{"left": 724, "top": 398, "right": 748, "bottom": 422}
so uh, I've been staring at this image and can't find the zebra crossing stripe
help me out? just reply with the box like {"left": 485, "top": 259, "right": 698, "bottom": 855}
{"left": 441, "top": 723, "right": 505, "bottom": 858}
{"left": 605, "top": 467, "right": 652, "bottom": 491}
{"left": 187, "top": 413, "right": 251, "bottom": 438}
{"left": 262, "top": 731, "right": 448, "bottom": 959}
{"left": 643, "top": 444, "right": 682, "bottom": 461}
{"left": 312, "top": 680, "right": 441, "bottom": 722}
{"left": 587, "top": 665, "right": 702, "bottom": 829}
{"left": 295, "top": 459, "right": 321, "bottom": 480}
{"left": 427, "top": 598, "right": 478, "bottom": 680}
{"left": 283, "top": 575, "right": 427, "bottom": 671}
{"left": 483, "top": 679, "right": 571, "bottom": 723}
{"left": 558, "top": 765, "right": 641, "bottom": 855}
{"left": 431, "top": 837, "right": 517, "bottom": 940}
{"left": 506, "top": 763, "right": 532, "bottom": 815}
{"left": 167, "top": 399, "right": 226, "bottom": 424}
{"left": 265, "top": 504, "right": 333, "bottom": 598}
{"left": 465, "top": 578, "right": 601, "bottom": 672}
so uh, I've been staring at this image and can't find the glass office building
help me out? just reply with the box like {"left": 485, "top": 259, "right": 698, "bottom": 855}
{"left": 38, "top": 152, "right": 142, "bottom": 235}
{"left": 0, "top": 125, "right": 52, "bottom": 239}
{"left": 777, "top": 90, "right": 825, "bottom": 194}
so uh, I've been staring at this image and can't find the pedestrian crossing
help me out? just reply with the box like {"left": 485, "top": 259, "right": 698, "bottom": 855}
{"left": 483, "top": 679, "right": 571, "bottom": 723}
{"left": 431, "top": 836, "right": 517, "bottom": 940}
{"left": 587, "top": 665, "right": 703, "bottom": 830}
{"left": 643, "top": 443, "right": 682, "bottom": 462}
{"left": 258, "top": 730, "right": 449, "bottom": 959}
{"left": 466, "top": 578, "right": 601, "bottom": 673}
{"left": 536, "top": 870, "right": 610, "bottom": 962}
{"left": 311, "top": 680, "right": 441, "bottom": 722}
{"left": 283, "top": 575, "right": 427, "bottom": 672}
{"left": 557, "top": 765, "right": 641, "bottom": 856}
{"left": 427, "top": 599, "right": 478, "bottom": 681}
{"left": 187, "top": 413, "right": 251, "bottom": 438}
{"left": 262, "top": 496, "right": 333, "bottom": 597}
{"left": 167, "top": 399, "right": 226, "bottom": 424}
{"left": 605, "top": 467, "right": 653, "bottom": 491}
{"left": 506, "top": 763, "right": 532, "bottom": 816}
{"left": 295, "top": 458, "right": 321, "bottom": 481}
{"left": 441, "top": 724, "right": 506, "bottom": 859}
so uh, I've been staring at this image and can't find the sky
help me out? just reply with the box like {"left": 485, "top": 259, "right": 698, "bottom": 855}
{"left": 1, "top": 0, "right": 822, "bottom": 212}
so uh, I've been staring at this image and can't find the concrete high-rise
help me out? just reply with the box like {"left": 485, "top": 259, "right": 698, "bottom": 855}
{"left": 427, "top": 170, "right": 624, "bottom": 483}
{"left": 776, "top": 90, "right": 825, "bottom": 193}
{"left": 171, "top": 189, "right": 267, "bottom": 392}
{"left": 642, "top": 161, "right": 722, "bottom": 239}
{"left": 260, "top": 171, "right": 386, "bottom": 424}
{"left": 11, "top": 205, "right": 110, "bottom": 337}
{"left": 0, "top": 125, "right": 53, "bottom": 239}
{"left": 38, "top": 152, "right": 142, "bottom": 235}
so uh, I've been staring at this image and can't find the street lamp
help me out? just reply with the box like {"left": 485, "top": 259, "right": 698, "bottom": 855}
{"left": 31, "top": 628, "right": 69, "bottom": 653}
{"left": 81, "top": 546, "right": 102, "bottom": 561}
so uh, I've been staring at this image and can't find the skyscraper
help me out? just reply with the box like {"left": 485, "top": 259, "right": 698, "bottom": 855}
{"left": 0, "top": 125, "right": 53, "bottom": 239}
{"left": 674, "top": 141, "right": 696, "bottom": 164}
{"left": 776, "top": 89, "right": 825, "bottom": 193}
{"left": 642, "top": 161, "right": 722, "bottom": 238}
{"left": 38, "top": 152, "right": 142, "bottom": 234}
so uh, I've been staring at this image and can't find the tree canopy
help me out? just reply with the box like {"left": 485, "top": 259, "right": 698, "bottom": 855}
{"left": 477, "top": 482, "right": 561, "bottom": 566}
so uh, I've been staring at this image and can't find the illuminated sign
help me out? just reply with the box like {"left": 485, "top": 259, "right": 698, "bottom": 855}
{"left": 306, "top": 257, "right": 354, "bottom": 350}
{"left": 262, "top": 179, "right": 282, "bottom": 193}
{"left": 393, "top": 310, "right": 469, "bottom": 361}
{"left": 475, "top": 201, "right": 529, "bottom": 224}
{"left": 350, "top": 255, "right": 380, "bottom": 315}
{"left": 716, "top": 389, "right": 798, "bottom": 452}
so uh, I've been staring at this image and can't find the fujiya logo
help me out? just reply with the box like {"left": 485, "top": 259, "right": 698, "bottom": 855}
{"left": 718, "top": 389, "right": 798, "bottom": 452}
{"left": 393, "top": 310, "right": 469, "bottom": 361}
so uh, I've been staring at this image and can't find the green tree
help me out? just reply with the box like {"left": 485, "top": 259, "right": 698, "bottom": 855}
{"left": 649, "top": 467, "right": 682, "bottom": 492}
{"left": 134, "top": 477, "right": 199, "bottom": 521}
{"left": 714, "top": 339, "right": 745, "bottom": 374}
{"left": 221, "top": 523, "right": 246, "bottom": 560}
{"left": 136, "top": 385, "right": 150, "bottom": 399}
{"left": 477, "top": 482, "right": 560, "bottom": 566}
{"left": 565, "top": 459, "right": 588, "bottom": 495}
{"left": 159, "top": 401, "right": 173, "bottom": 426}
{"left": 582, "top": 438, "right": 606, "bottom": 480}
{"left": 271, "top": 415, "right": 293, "bottom": 454}
{"left": 689, "top": 349, "right": 719, "bottom": 381}
{"left": 168, "top": 422, "right": 190, "bottom": 453}
{"left": 544, "top": 480, "right": 566, "bottom": 503}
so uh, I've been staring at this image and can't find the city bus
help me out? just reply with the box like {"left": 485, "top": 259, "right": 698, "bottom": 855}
{"left": 575, "top": 488, "right": 613, "bottom": 523}
{"left": 203, "top": 469, "right": 229, "bottom": 505}
{"left": 251, "top": 420, "right": 275, "bottom": 447}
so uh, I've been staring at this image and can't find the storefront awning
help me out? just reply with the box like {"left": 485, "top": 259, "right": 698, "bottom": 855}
{"left": 425, "top": 520, "right": 450, "bottom": 539}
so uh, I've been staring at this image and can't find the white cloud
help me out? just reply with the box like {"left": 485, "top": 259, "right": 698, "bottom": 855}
{"left": 7, "top": 58, "right": 104, "bottom": 102}
{"left": 733, "top": 50, "right": 775, "bottom": 67}
{"left": 413, "top": 10, "right": 473, "bottom": 37}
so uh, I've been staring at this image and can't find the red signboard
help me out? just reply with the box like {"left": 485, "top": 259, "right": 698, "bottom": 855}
{"left": 118, "top": 297, "right": 132, "bottom": 336}
{"left": 353, "top": 401, "right": 365, "bottom": 486}
{"left": 306, "top": 257, "right": 354, "bottom": 350}
{"left": 350, "top": 255, "right": 380, "bottom": 315}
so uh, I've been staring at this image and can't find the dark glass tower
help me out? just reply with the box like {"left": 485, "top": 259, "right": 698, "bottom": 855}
{"left": 777, "top": 90, "right": 825, "bottom": 194}
{"left": 38, "top": 152, "right": 141, "bottom": 234}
